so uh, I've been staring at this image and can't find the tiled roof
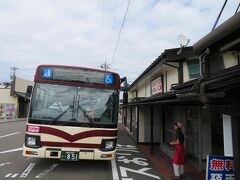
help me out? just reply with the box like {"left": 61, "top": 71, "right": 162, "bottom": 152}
{"left": 128, "top": 46, "right": 194, "bottom": 90}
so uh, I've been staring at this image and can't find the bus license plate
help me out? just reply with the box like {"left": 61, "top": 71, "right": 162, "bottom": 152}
{"left": 61, "top": 151, "right": 79, "bottom": 161}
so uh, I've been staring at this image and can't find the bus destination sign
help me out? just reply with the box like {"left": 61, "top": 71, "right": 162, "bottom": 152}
{"left": 40, "top": 67, "right": 115, "bottom": 86}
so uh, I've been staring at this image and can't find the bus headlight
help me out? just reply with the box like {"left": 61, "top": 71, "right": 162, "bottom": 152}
{"left": 100, "top": 139, "right": 117, "bottom": 151}
{"left": 25, "top": 134, "right": 41, "bottom": 148}
{"left": 27, "top": 137, "right": 36, "bottom": 146}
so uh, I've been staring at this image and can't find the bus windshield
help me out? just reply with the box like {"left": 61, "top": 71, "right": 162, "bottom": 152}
{"left": 29, "top": 83, "right": 119, "bottom": 126}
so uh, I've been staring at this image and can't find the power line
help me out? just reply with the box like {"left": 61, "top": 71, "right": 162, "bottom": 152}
{"left": 100, "top": 0, "right": 105, "bottom": 47}
{"left": 111, "top": 0, "right": 132, "bottom": 66}
{"left": 211, "top": 0, "right": 228, "bottom": 31}
{"left": 136, "top": 0, "right": 158, "bottom": 37}
{"left": 112, "top": 0, "right": 118, "bottom": 28}
{"left": 235, "top": 2, "right": 240, "bottom": 14}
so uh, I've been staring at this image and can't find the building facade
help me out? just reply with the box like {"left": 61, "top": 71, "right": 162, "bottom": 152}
{"left": 193, "top": 12, "right": 240, "bottom": 178}
{"left": 0, "top": 76, "right": 33, "bottom": 119}
{"left": 121, "top": 13, "right": 240, "bottom": 177}
{"left": 122, "top": 46, "right": 206, "bottom": 169}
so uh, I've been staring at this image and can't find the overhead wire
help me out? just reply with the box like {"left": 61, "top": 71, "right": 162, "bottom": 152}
{"left": 100, "top": 0, "right": 107, "bottom": 69}
{"left": 111, "top": 0, "right": 132, "bottom": 66}
{"left": 211, "top": 0, "right": 228, "bottom": 31}
{"left": 235, "top": 2, "right": 240, "bottom": 14}
{"left": 112, "top": 0, "right": 118, "bottom": 28}
{"left": 136, "top": 0, "right": 158, "bottom": 37}
{"left": 101, "top": 0, "right": 104, "bottom": 46}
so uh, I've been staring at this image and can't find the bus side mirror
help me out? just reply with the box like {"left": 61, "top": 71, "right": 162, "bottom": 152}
{"left": 26, "top": 85, "right": 33, "bottom": 97}
{"left": 120, "top": 77, "right": 127, "bottom": 84}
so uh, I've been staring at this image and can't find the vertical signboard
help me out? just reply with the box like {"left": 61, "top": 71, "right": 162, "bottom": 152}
{"left": 206, "top": 155, "right": 235, "bottom": 180}
{"left": 151, "top": 76, "right": 162, "bottom": 95}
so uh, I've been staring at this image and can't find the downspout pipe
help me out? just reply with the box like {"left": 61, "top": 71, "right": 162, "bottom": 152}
{"left": 199, "top": 48, "right": 210, "bottom": 80}
{"left": 199, "top": 49, "right": 210, "bottom": 104}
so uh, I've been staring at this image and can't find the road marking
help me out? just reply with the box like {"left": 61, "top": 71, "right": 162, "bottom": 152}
{"left": 11, "top": 173, "right": 18, "bottom": 178}
{"left": 111, "top": 159, "right": 119, "bottom": 180}
{"left": 116, "top": 149, "right": 139, "bottom": 153}
{"left": 122, "top": 178, "right": 133, "bottom": 180}
{"left": 116, "top": 153, "right": 132, "bottom": 156}
{"left": 5, "top": 173, "right": 12, "bottom": 177}
{"left": 0, "top": 162, "right": 11, "bottom": 166}
{"left": 0, "top": 132, "right": 20, "bottom": 139}
{"left": 0, "top": 147, "right": 23, "bottom": 154}
{"left": 120, "top": 167, "right": 161, "bottom": 180}
{"left": 35, "top": 163, "right": 59, "bottom": 179}
{"left": 20, "top": 163, "right": 36, "bottom": 178}
{"left": 4, "top": 173, "right": 19, "bottom": 178}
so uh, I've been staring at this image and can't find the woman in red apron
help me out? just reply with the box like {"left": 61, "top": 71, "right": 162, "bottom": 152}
{"left": 170, "top": 122, "right": 185, "bottom": 179}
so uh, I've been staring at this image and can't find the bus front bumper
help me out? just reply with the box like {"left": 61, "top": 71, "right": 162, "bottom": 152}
{"left": 22, "top": 145, "right": 116, "bottom": 160}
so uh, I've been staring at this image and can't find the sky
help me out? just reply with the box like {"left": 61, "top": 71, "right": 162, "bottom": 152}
{"left": 0, "top": 0, "right": 239, "bottom": 84}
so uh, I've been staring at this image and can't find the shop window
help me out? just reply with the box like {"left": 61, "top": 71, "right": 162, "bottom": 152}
{"left": 161, "top": 106, "right": 179, "bottom": 159}
{"left": 187, "top": 59, "right": 200, "bottom": 79}
{"left": 163, "top": 106, "right": 201, "bottom": 169}
{"left": 222, "top": 51, "right": 240, "bottom": 68}
{"left": 185, "top": 107, "right": 200, "bottom": 166}
{"left": 209, "top": 51, "right": 240, "bottom": 78}
{"left": 209, "top": 54, "right": 224, "bottom": 78}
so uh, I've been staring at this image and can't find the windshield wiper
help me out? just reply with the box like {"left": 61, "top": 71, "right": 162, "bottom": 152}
{"left": 50, "top": 105, "right": 73, "bottom": 125}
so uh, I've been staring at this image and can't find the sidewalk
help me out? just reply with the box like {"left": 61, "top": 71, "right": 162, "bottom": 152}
{"left": 121, "top": 124, "right": 205, "bottom": 180}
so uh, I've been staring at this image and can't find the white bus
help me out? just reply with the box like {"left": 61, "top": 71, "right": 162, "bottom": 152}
{"left": 23, "top": 65, "right": 120, "bottom": 161}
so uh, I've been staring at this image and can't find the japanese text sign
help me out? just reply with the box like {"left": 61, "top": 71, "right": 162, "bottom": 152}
{"left": 151, "top": 76, "right": 162, "bottom": 95}
{"left": 206, "top": 155, "right": 235, "bottom": 180}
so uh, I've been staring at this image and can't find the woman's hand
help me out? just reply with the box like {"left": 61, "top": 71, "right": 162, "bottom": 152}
{"left": 169, "top": 141, "right": 175, "bottom": 145}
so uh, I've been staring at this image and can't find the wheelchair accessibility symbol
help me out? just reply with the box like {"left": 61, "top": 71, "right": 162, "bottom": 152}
{"left": 105, "top": 74, "right": 113, "bottom": 85}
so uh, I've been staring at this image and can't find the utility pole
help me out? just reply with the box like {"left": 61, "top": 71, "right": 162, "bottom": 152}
{"left": 100, "top": 60, "right": 110, "bottom": 71}
{"left": 10, "top": 66, "right": 18, "bottom": 80}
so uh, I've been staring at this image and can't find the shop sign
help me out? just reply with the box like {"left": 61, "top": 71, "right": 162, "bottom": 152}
{"left": 206, "top": 155, "right": 235, "bottom": 180}
{"left": 151, "top": 77, "right": 162, "bottom": 95}
{"left": 0, "top": 104, "right": 16, "bottom": 119}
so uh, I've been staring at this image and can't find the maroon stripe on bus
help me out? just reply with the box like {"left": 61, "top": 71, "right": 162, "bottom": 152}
{"left": 39, "top": 126, "right": 117, "bottom": 142}
{"left": 41, "top": 141, "right": 101, "bottom": 148}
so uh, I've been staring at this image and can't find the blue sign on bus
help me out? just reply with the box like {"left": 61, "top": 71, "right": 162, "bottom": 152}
{"left": 104, "top": 74, "right": 113, "bottom": 85}
{"left": 43, "top": 68, "right": 53, "bottom": 79}
{"left": 206, "top": 155, "right": 235, "bottom": 180}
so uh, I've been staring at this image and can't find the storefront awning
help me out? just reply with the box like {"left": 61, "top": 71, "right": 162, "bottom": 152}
{"left": 121, "top": 92, "right": 200, "bottom": 107}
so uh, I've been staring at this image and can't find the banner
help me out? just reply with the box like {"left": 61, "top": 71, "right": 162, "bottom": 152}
{"left": 206, "top": 155, "right": 235, "bottom": 180}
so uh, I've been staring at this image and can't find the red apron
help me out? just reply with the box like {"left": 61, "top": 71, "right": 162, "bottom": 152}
{"left": 173, "top": 144, "right": 185, "bottom": 165}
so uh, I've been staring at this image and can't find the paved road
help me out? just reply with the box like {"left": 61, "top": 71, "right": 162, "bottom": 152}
{"left": 0, "top": 120, "right": 162, "bottom": 180}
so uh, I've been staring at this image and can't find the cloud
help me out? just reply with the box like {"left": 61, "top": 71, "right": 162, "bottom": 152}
{"left": 0, "top": 0, "right": 238, "bottom": 83}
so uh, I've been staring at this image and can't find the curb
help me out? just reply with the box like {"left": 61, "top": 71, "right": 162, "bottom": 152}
{"left": 0, "top": 119, "right": 26, "bottom": 124}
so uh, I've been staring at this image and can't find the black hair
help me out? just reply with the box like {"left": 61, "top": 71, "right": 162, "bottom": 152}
{"left": 174, "top": 122, "right": 179, "bottom": 128}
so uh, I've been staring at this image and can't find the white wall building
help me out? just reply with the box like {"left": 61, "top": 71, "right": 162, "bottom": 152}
{"left": 0, "top": 76, "right": 33, "bottom": 119}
